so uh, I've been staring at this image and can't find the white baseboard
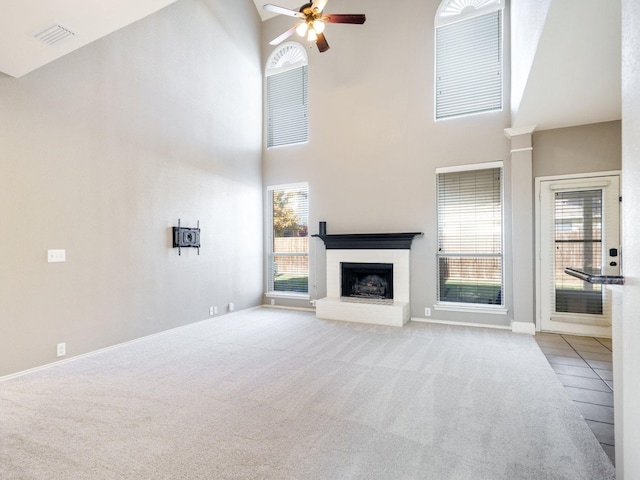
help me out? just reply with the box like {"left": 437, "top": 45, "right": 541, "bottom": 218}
{"left": 410, "top": 317, "right": 510, "bottom": 330}
{"left": 262, "top": 304, "right": 315, "bottom": 312}
{"left": 511, "top": 321, "right": 536, "bottom": 335}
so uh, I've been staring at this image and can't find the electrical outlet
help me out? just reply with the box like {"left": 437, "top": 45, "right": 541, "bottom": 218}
{"left": 270, "top": 299, "right": 275, "bottom": 306}
{"left": 425, "top": 307, "right": 432, "bottom": 317}
{"left": 214, "top": 306, "right": 218, "bottom": 315}
{"left": 56, "top": 343, "right": 66, "bottom": 357}
{"left": 209, "top": 306, "right": 214, "bottom": 316}
{"left": 228, "top": 302, "right": 234, "bottom": 312}
{"left": 48, "top": 249, "right": 66, "bottom": 263}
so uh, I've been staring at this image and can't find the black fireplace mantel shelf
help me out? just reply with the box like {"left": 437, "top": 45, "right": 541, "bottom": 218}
{"left": 312, "top": 232, "right": 422, "bottom": 250}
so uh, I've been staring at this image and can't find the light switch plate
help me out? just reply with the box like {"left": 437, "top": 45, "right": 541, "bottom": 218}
{"left": 48, "top": 249, "right": 66, "bottom": 263}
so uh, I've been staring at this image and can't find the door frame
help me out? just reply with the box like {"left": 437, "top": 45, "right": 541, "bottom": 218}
{"left": 535, "top": 170, "right": 621, "bottom": 335}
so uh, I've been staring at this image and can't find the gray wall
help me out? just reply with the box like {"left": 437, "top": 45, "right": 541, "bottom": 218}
{"left": 0, "top": 0, "right": 264, "bottom": 377}
{"left": 533, "top": 121, "right": 622, "bottom": 178}
{"left": 261, "top": 0, "right": 513, "bottom": 326}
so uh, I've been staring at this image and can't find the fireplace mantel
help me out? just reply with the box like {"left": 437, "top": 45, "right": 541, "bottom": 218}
{"left": 312, "top": 232, "right": 422, "bottom": 250}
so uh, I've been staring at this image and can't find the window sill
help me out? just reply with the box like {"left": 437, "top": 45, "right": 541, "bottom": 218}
{"left": 265, "top": 292, "right": 310, "bottom": 301}
{"left": 434, "top": 303, "right": 508, "bottom": 315}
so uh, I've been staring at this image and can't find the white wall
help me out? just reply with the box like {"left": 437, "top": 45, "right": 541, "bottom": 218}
{"left": 510, "top": 0, "right": 552, "bottom": 119}
{"left": 618, "top": 0, "right": 640, "bottom": 476}
{"left": 261, "top": 0, "right": 512, "bottom": 325}
{"left": 0, "top": 0, "right": 264, "bottom": 377}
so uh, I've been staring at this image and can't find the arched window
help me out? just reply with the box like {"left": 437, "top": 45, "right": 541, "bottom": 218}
{"left": 265, "top": 42, "right": 309, "bottom": 148}
{"left": 435, "top": 0, "right": 504, "bottom": 119}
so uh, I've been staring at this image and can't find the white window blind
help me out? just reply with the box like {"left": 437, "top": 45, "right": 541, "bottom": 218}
{"left": 267, "top": 66, "right": 308, "bottom": 148}
{"left": 435, "top": 10, "right": 503, "bottom": 119}
{"left": 553, "top": 190, "right": 603, "bottom": 315}
{"left": 268, "top": 183, "right": 309, "bottom": 294}
{"left": 437, "top": 166, "right": 503, "bottom": 305}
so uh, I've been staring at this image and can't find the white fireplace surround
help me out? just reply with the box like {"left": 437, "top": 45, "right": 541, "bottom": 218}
{"left": 316, "top": 249, "right": 411, "bottom": 327}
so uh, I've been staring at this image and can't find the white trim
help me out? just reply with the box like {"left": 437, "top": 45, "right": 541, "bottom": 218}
{"left": 263, "top": 304, "right": 315, "bottom": 312}
{"left": 411, "top": 317, "right": 510, "bottom": 330}
{"left": 434, "top": 303, "right": 508, "bottom": 315}
{"left": 511, "top": 321, "right": 536, "bottom": 335}
{"left": 265, "top": 292, "right": 310, "bottom": 300}
{"left": 0, "top": 307, "right": 262, "bottom": 383}
{"left": 548, "top": 180, "right": 610, "bottom": 190}
{"left": 510, "top": 147, "right": 533, "bottom": 154}
{"left": 504, "top": 125, "right": 537, "bottom": 138}
{"left": 435, "top": 160, "right": 503, "bottom": 174}
{"left": 266, "top": 182, "right": 309, "bottom": 192}
{"left": 536, "top": 170, "right": 621, "bottom": 183}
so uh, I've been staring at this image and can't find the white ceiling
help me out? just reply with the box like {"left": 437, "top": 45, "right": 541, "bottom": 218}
{"left": 512, "top": 0, "right": 621, "bottom": 130}
{"left": 253, "top": 0, "right": 303, "bottom": 21}
{"left": 0, "top": 0, "right": 622, "bottom": 131}
{"left": 0, "top": 0, "right": 178, "bottom": 78}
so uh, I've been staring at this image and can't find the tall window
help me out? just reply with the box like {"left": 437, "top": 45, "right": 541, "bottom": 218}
{"left": 436, "top": 163, "right": 503, "bottom": 306}
{"left": 435, "top": 0, "right": 504, "bottom": 119}
{"left": 267, "top": 183, "right": 309, "bottom": 295}
{"left": 266, "top": 43, "right": 308, "bottom": 148}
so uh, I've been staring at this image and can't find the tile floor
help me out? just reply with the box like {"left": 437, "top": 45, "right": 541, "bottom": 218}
{"left": 534, "top": 332, "right": 615, "bottom": 465}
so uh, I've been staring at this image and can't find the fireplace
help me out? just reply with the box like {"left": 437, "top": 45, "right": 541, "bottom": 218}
{"left": 341, "top": 262, "right": 393, "bottom": 300}
{"left": 313, "top": 230, "right": 421, "bottom": 327}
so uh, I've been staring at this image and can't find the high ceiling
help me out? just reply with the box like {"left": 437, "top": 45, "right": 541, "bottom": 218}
{"left": 0, "top": 0, "right": 622, "bottom": 131}
{"left": 511, "top": 0, "right": 621, "bottom": 130}
{"left": 0, "top": 0, "right": 178, "bottom": 78}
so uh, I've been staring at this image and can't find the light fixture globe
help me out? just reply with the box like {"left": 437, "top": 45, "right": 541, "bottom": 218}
{"left": 296, "top": 22, "right": 309, "bottom": 37}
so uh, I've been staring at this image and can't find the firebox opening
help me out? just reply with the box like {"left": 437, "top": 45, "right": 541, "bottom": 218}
{"left": 341, "top": 262, "right": 393, "bottom": 300}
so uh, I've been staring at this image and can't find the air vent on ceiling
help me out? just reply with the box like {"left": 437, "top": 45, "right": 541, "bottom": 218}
{"left": 33, "top": 24, "right": 76, "bottom": 47}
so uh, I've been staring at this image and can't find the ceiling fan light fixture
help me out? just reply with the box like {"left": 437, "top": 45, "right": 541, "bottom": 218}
{"left": 307, "top": 28, "right": 317, "bottom": 42}
{"left": 313, "top": 19, "right": 325, "bottom": 34}
{"left": 296, "top": 22, "right": 309, "bottom": 37}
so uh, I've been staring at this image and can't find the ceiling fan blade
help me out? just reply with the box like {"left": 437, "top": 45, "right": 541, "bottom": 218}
{"left": 263, "top": 4, "right": 305, "bottom": 18}
{"left": 316, "top": 32, "right": 330, "bottom": 53}
{"left": 324, "top": 13, "right": 366, "bottom": 24}
{"left": 311, "top": 0, "right": 328, "bottom": 13}
{"left": 269, "top": 25, "right": 298, "bottom": 46}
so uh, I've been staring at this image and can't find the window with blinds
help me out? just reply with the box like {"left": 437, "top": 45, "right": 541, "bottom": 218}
{"left": 267, "top": 183, "right": 309, "bottom": 295}
{"left": 266, "top": 43, "right": 309, "bottom": 148}
{"left": 436, "top": 165, "right": 503, "bottom": 305}
{"left": 435, "top": 8, "right": 503, "bottom": 119}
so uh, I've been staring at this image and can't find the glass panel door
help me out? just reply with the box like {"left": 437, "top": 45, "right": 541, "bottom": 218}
{"left": 539, "top": 175, "right": 620, "bottom": 336}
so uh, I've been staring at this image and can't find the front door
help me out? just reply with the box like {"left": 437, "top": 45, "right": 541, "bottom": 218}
{"left": 538, "top": 175, "right": 620, "bottom": 336}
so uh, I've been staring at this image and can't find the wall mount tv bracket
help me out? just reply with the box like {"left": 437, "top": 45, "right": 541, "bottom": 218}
{"left": 173, "top": 219, "right": 200, "bottom": 256}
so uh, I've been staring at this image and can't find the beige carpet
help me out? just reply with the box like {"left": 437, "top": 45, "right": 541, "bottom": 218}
{"left": 0, "top": 308, "right": 615, "bottom": 479}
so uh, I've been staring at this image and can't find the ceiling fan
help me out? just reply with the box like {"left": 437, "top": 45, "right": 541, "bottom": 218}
{"left": 264, "top": 0, "right": 366, "bottom": 53}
